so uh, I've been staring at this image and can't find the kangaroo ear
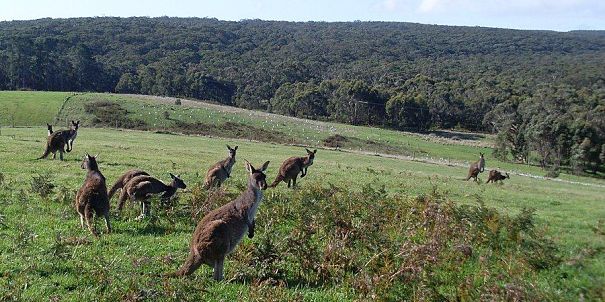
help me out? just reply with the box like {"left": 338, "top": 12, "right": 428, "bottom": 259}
{"left": 234, "top": 146, "right": 238, "bottom": 151}
{"left": 169, "top": 173, "right": 176, "bottom": 179}
{"left": 226, "top": 144, "right": 231, "bottom": 150}
{"left": 244, "top": 159, "right": 254, "bottom": 174}
{"left": 313, "top": 149, "right": 317, "bottom": 154}
{"left": 260, "top": 161, "right": 270, "bottom": 172}
{"left": 305, "top": 148, "right": 311, "bottom": 154}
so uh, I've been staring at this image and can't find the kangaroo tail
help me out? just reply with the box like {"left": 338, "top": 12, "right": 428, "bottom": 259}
{"left": 166, "top": 253, "right": 203, "bottom": 278}
{"left": 107, "top": 177, "right": 124, "bottom": 201}
{"left": 37, "top": 146, "right": 50, "bottom": 160}
{"left": 269, "top": 174, "right": 284, "bottom": 188}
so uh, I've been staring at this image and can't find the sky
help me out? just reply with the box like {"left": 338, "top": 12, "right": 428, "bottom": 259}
{"left": 0, "top": 0, "right": 604, "bottom": 31}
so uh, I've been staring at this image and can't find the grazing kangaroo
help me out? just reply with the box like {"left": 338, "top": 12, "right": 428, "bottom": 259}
{"left": 466, "top": 152, "right": 485, "bottom": 182}
{"left": 107, "top": 169, "right": 150, "bottom": 210}
{"left": 203, "top": 145, "right": 238, "bottom": 189}
{"left": 47, "top": 123, "right": 53, "bottom": 136}
{"left": 270, "top": 148, "right": 316, "bottom": 188}
{"left": 486, "top": 170, "right": 510, "bottom": 183}
{"left": 169, "top": 160, "right": 270, "bottom": 280}
{"left": 122, "top": 173, "right": 186, "bottom": 219}
{"left": 75, "top": 154, "right": 111, "bottom": 237}
{"left": 38, "top": 120, "right": 80, "bottom": 160}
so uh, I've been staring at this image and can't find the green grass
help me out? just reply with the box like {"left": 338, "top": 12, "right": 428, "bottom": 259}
{"left": 46, "top": 92, "right": 605, "bottom": 186}
{"left": 0, "top": 91, "right": 604, "bottom": 300}
{"left": 0, "top": 127, "right": 604, "bottom": 300}
{"left": 0, "top": 91, "right": 72, "bottom": 126}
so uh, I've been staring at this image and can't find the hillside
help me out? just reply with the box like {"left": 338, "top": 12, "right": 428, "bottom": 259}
{"left": 0, "top": 18, "right": 603, "bottom": 127}
{"left": 2, "top": 91, "right": 602, "bottom": 185}
{"left": 1, "top": 90, "right": 605, "bottom": 300}
{"left": 1, "top": 18, "right": 603, "bottom": 175}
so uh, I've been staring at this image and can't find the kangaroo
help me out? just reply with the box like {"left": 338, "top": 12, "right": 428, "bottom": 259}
{"left": 38, "top": 120, "right": 80, "bottom": 160}
{"left": 107, "top": 169, "right": 150, "bottom": 210}
{"left": 75, "top": 154, "right": 111, "bottom": 237}
{"left": 203, "top": 145, "right": 238, "bottom": 189}
{"left": 466, "top": 152, "right": 485, "bottom": 182}
{"left": 270, "top": 148, "right": 316, "bottom": 188}
{"left": 486, "top": 170, "right": 510, "bottom": 183}
{"left": 122, "top": 173, "right": 187, "bottom": 219}
{"left": 47, "top": 123, "right": 53, "bottom": 136}
{"left": 169, "top": 160, "right": 270, "bottom": 280}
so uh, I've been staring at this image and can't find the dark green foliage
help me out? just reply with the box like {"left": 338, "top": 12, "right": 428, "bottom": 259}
{"left": 386, "top": 92, "right": 431, "bottom": 131}
{"left": 488, "top": 85, "right": 604, "bottom": 173}
{"left": 227, "top": 184, "right": 561, "bottom": 300}
{"left": 84, "top": 101, "right": 146, "bottom": 129}
{"left": 0, "top": 18, "right": 603, "bottom": 127}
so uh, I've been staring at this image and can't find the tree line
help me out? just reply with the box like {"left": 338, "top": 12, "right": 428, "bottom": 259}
{"left": 0, "top": 17, "right": 603, "bottom": 173}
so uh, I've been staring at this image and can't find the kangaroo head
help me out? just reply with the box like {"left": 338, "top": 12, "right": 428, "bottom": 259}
{"left": 227, "top": 145, "right": 238, "bottom": 158}
{"left": 169, "top": 173, "right": 187, "bottom": 189}
{"left": 81, "top": 153, "right": 99, "bottom": 170}
{"left": 47, "top": 123, "right": 53, "bottom": 131}
{"left": 245, "top": 160, "right": 270, "bottom": 190}
{"left": 71, "top": 120, "right": 80, "bottom": 131}
{"left": 305, "top": 148, "right": 317, "bottom": 164}
{"left": 479, "top": 152, "right": 484, "bottom": 159}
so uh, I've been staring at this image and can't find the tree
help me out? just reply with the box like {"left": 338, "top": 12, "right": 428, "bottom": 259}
{"left": 386, "top": 93, "right": 431, "bottom": 131}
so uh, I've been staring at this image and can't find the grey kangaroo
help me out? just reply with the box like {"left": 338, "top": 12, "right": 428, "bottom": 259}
{"left": 38, "top": 120, "right": 80, "bottom": 160}
{"left": 203, "top": 145, "right": 237, "bottom": 189}
{"left": 466, "top": 152, "right": 485, "bottom": 182}
{"left": 75, "top": 154, "right": 110, "bottom": 237}
{"left": 169, "top": 160, "right": 270, "bottom": 280}
{"left": 270, "top": 148, "right": 316, "bottom": 188}
{"left": 122, "top": 173, "right": 187, "bottom": 220}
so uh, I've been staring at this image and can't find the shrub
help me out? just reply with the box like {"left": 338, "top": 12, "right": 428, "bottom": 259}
{"left": 229, "top": 183, "right": 557, "bottom": 300}
{"left": 84, "top": 100, "right": 146, "bottom": 129}
{"left": 30, "top": 174, "right": 55, "bottom": 198}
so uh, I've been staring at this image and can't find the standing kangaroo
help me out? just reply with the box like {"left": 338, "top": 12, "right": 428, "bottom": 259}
{"left": 169, "top": 160, "right": 270, "bottom": 280}
{"left": 466, "top": 152, "right": 485, "bottom": 182}
{"left": 486, "top": 170, "right": 510, "bottom": 183}
{"left": 107, "top": 169, "right": 150, "bottom": 210}
{"left": 47, "top": 123, "right": 53, "bottom": 136}
{"left": 122, "top": 173, "right": 187, "bottom": 219}
{"left": 204, "top": 145, "right": 238, "bottom": 189}
{"left": 75, "top": 154, "right": 111, "bottom": 237}
{"left": 270, "top": 148, "right": 316, "bottom": 188}
{"left": 38, "top": 120, "right": 80, "bottom": 160}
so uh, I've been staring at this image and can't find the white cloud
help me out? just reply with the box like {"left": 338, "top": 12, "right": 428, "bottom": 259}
{"left": 413, "top": 0, "right": 605, "bottom": 15}
{"left": 381, "top": 0, "right": 400, "bottom": 11}
{"left": 418, "top": 0, "right": 446, "bottom": 12}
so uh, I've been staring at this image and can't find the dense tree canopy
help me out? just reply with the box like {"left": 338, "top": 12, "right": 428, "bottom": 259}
{"left": 0, "top": 17, "right": 604, "bottom": 172}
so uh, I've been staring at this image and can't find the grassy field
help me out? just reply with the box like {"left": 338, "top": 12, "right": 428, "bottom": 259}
{"left": 40, "top": 91, "right": 604, "bottom": 185}
{"left": 0, "top": 91, "right": 604, "bottom": 300}
{"left": 0, "top": 91, "right": 72, "bottom": 127}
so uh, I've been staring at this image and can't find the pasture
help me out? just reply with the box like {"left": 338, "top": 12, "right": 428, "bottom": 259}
{"left": 0, "top": 91, "right": 604, "bottom": 300}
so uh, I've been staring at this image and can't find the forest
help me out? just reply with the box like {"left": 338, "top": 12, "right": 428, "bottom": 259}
{"left": 0, "top": 17, "right": 603, "bottom": 173}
